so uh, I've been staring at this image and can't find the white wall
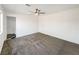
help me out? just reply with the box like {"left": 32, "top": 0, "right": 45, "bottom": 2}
{"left": 39, "top": 8, "right": 79, "bottom": 44}
{"left": 0, "top": 12, "right": 1, "bottom": 33}
{"left": 0, "top": 5, "right": 7, "bottom": 53}
{"left": 7, "top": 16, "right": 16, "bottom": 34}
{"left": 7, "top": 13, "right": 38, "bottom": 37}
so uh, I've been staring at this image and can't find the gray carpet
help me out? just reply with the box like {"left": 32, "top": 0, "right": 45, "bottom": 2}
{"left": 1, "top": 32, "right": 79, "bottom": 55}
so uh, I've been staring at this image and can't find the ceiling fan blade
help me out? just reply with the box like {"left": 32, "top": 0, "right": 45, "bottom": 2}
{"left": 26, "top": 11, "right": 34, "bottom": 15}
{"left": 39, "top": 12, "right": 45, "bottom": 14}
{"left": 26, "top": 13, "right": 35, "bottom": 15}
{"left": 25, "top": 4, "right": 31, "bottom": 7}
{"left": 28, "top": 11, "right": 35, "bottom": 14}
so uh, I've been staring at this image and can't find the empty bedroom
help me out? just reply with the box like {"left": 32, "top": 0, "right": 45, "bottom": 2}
{"left": 0, "top": 4, "right": 79, "bottom": 55}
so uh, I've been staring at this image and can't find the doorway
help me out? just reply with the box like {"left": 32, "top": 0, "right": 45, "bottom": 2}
{"left": 7, "top": 16, "right": 16, "bottom": 39}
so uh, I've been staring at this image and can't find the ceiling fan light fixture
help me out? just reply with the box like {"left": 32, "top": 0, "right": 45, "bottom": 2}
{"left": 35, "top": 13, "right": 38, "bottom": 15}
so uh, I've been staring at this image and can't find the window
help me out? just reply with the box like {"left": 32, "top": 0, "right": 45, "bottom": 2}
{"left": 0, "top": 10, "right": 3, "bottom": 34}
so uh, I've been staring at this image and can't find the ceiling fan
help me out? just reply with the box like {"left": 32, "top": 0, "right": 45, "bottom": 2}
{"left": 30, "top": 8, "right": 45, "bottom": 15}
{"left": 25, "top": 4, "right": 45, "bottom": 15}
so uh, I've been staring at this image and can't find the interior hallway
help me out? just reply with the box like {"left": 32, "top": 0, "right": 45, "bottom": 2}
{"left": 1, "top": 32, "right": 79, "bottom": 55}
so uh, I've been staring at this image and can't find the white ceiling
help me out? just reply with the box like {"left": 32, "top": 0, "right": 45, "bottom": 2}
{"left": 2, "top": 4, "right": 79, "bottom": 15}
